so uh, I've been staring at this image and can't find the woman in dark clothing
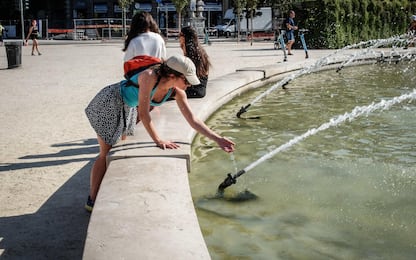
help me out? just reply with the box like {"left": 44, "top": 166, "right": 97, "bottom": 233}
{"left": 25, "top": 19, "right": 41, "bottom": 56}
{"left": 179, "top": 26, "right": 211, "bottom": 98}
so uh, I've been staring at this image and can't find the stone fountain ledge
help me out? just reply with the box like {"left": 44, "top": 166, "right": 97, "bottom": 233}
{"left": 82, "top": 48, "right": 416, "bottom": 260}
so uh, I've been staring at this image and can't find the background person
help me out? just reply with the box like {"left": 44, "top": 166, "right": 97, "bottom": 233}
{"left": 159, "top": 13, "right": 166, "bottom": 36}
{"left": 123, "top": 12, "right": 167, "bottom": 127}
{"left": 0, "top": 22, "right": 6, "bottom": 46}
{"left": 405, "top": 15, "right": 416, "bottom": 49}
{"left": 179, "top": 26, "right": 211, "bottom": 98}
{"left": 285, "top": 10, "right": 298, "bottom": 55}
{"left": 25, "top": 19, "right": 41, "bottom": 56}
{"left": 123, "top": 12, "right": 166, "bottom": 61}
{"left": 84, "top": 54, "right": 235, "bottom": 212}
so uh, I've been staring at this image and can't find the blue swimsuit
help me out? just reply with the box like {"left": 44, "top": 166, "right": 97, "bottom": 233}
{"left": 120, "top": 73, "right": 173, "bottom": 107}
{"left": 85, "top": 73, "right": 175, "bottom": 146}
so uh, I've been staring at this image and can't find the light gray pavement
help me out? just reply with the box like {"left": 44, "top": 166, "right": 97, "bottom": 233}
{"left": 0, "top": 38, "right": 337, "bottom": 259}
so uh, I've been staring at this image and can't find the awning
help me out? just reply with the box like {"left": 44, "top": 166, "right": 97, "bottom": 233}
{"left": 94, "top": 4, "right": 108, "bottom": 13}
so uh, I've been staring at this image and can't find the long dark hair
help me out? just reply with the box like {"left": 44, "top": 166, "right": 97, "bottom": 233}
{"left": 123, "top": 12, "right": 160, "bottom": 52}
{"left": 180, "top": 26, "right": 211, "bottom": 77}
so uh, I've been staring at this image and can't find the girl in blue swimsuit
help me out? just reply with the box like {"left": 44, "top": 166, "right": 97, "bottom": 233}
{"left": 84, "top": 54, "right": 235, "bottom": 211}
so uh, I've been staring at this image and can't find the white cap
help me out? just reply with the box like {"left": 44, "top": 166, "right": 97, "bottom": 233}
{"left": 412, "top": 15, "right": 416, "bottom": 21}
{"left": 166, "top": 54, "right": 200, "bottom": 85}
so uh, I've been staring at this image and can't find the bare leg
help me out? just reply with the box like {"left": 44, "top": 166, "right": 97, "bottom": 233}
{"left": 89, "top": 135, "right": 112, "bottom": 201}
{"left": 286, "top": 40, "right": 294, "bottom": 54}
{"left": 33, "top": 39, "right": 41, "bottom": 55}
{"left": 31, "top": 41, "right": 35, "bottom": 55}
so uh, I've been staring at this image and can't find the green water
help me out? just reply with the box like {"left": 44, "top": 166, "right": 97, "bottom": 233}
{"left": 190, "top": 62, "right": 416, "bottom": 259}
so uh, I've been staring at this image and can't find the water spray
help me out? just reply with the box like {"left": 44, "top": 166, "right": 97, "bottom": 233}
{"left": 236, "top": 46, "right": 349, "bottom": 119}
{"left": 336, "top": 35, "right": 408, "bottom": 73}
{"left": 236, "top": 35, "right": 410, "bottom": 119}
{"left": 219, "top": 89, "right": 416, "bottom": 192}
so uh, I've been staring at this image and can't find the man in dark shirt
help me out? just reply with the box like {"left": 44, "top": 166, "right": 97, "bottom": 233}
{"left": 285, "top": 10, "right": 298, "bottom": 55}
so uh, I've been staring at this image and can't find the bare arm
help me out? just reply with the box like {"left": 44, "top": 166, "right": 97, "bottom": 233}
{"left": 175, "top": 89, "right": 235, "bottom": 153}
{"left": 25, "top": 26, "right": 33, "bottom": 41}
{"left": 137, "top": 71, "right": 179, "bottom": 149}
{"left": 286, "top": 22, "right": 298, "bottom": 31}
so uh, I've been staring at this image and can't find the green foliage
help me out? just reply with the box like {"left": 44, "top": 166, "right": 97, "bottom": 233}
{"left": 171, "top": 0, "right": 188, "bottom": 29}
{"left": 265, "top": 0, "right": 302, "bottom": 12}
{"left": 118, "top": 0, "right": 134, "bottom": 9}
{"left": 233, "top": 0, "right": 247, "bottom": 13}
{"left": 171, "top": 0, "right": 188, "bottom": 12}
{"left": 298, "top": 0, "right": 416, "bottom": 48}
{"left": 246, "top": 0, "right": 258, "bottom": 10}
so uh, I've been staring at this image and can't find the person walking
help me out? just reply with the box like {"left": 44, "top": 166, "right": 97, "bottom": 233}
{"left": 84, "top": 54, "right": 235, "bottom": 212}
{"left": 179, "top": 26, "right": 211, "bottom": 98}
{"left": 25, "top": 19, "right": 42, "bottom": 56}
{"left": 0, "top": 22, "right": 6, "bottom": 46}
{"left": 123, "top": 12, "right": 166, "bottom": 61}
{"left": 285, "top": 10, "right": 298, "bottom": 55}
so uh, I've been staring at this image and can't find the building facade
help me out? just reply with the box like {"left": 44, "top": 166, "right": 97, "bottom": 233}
{"left": 1, "top": 0, "right": 226, "bottom": 34}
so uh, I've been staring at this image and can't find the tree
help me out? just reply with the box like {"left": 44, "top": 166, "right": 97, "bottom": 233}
{"left": 265, "top": 0, "right": 300, "bottom": 21}
{"left": 171, "top": 0, "right": 188, "bottom": 30}
{"left": 118, "top": 0, "right": 134, "bottom": 36}
{"left": 245, "top": 0, "right": 258, "bottom": 45}
{"left": 233, "top": 0, "right": 247, "bottom": 42}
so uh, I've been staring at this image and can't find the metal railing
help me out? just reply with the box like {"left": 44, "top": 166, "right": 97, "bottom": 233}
{"left": 73, "top": 18, "right": 132, "bottom": 40}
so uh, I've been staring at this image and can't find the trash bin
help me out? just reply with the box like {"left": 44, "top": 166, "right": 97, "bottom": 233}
{"left": 4, "top": 41, "right": 22, "bottom": 69}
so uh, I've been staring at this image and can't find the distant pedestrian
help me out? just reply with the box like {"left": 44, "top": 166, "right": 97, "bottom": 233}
{"left": 0, "top": 22, "right": 6, "bottom": 46}
{"left": 160, "top": 13, "right": 166, "bottom": 30}
{"left": 405, "top": 15, "right": 416, "bottom": 49}
{"left": 123, "top": 12, "right": 166, "bottom": 62}
{"left": 179, "top": 26, "right": 211, "bottom": 98}
{"left": 25, "top": 19, "right": 42, "bottom": 56}
{"left": 285, "top": 10, "right": 298, "bottom": 55}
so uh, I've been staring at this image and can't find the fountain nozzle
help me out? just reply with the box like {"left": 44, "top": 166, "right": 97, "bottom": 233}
{"left": 217, "top": 169, "right": 246, "bottom": 194}
{"left": 236, "top": 104, "right": 251, "bottom": 118}
{"left": 217, "top": 173, "right": 237, "bottom": 194}
{"left": 282, "top": 81, "right": 289, "bottom": 89}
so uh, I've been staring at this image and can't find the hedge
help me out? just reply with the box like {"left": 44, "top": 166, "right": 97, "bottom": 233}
{"left": 293, "top": 0, "right": 416, "bottom": 48}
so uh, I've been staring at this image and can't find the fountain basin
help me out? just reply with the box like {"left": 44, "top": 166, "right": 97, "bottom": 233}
{"left": 83, "top": 47, "right": 416, "bottom": 259}
{"left": 190, "top": 60, "right": 416, "bottom": 259}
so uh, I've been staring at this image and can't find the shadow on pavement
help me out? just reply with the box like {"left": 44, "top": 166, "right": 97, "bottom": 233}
{"left": 0, "top": 139, "right": 98, "bottom": 259}
{"left": 0, "top": 139, "right": 98, "bottom": 172}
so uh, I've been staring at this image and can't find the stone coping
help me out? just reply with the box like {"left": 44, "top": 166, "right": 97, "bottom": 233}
{"left": 82, "top": 48, "right": 416, "bottom": 259}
